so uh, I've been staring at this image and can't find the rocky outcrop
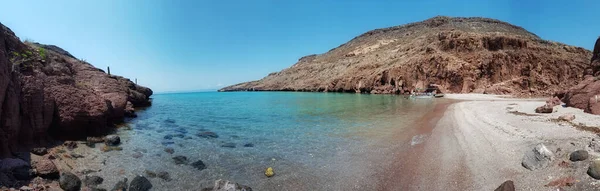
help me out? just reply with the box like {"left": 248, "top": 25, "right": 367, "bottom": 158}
{"left": 561, "top": 37, "right": 600, "bottom": 115}
{"left": 220, "top": 16, "right": 591, "bottom": 96}
{"left": 0, "top": 22, "right": 152, "bottom": 158}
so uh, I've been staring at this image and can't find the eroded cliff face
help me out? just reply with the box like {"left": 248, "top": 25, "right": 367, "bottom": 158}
{"left": 561, "top": 37, "right": 600, "bottom": 114}
{"left": 220, "top": 16, "right": 591, "bottom": 96}
{"left": 0, "top": 22, "right": 152, "bottom": 158}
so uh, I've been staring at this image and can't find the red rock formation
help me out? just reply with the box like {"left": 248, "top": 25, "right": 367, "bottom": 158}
{"left": 220, "top": 16, "right": 591, "bottom": 96}
{"left": 0, "top": 22, "right": 152, "bottom": 158}
{"left": 561, "top": 37, "right": 600, "bottom": 114}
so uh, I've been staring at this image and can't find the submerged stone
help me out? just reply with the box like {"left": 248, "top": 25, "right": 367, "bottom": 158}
{"left": 221, "top": 143, "right": 236, "bottom": 148}
{"left": 196, "top": 131, "right": 219, "bottom": 139}
{"left": 129, "top": 176, "right": 152, "bottom": 191}
{"left": 173, "top": 156, "right": 188, "bottom": 165}
{"left": 59, "top": 172, "right": 81, "bottom": 191}
{"left": 191, "top": 160, "right": 207, "bottom": 171}
{"left": 243, "top": 143, "right": 254, "bottom": 147}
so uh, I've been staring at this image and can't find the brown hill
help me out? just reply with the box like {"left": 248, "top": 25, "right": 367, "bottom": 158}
{"left": 220, "top": 16, "right": 591, "bottom": 96}
{"left": 0, "top": 22, "right": 152, "bottom": 157}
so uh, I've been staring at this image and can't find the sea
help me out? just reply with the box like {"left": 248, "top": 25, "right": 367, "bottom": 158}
{"left": 93, "top": 91, "right": 447, "bottom": 190}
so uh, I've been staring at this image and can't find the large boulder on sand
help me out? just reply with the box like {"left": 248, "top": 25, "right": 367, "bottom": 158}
{"left": 522, "top": 143, "right": 554, "bottom": 170}
{"left": 494, "top": 180, "right": 515, "bottom": 191}
{"left": 535, "top": 97, "right": 561, "bottom": 113}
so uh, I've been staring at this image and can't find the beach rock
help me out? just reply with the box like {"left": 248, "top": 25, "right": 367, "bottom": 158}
{"left": 59, "top": 172, "right": 82, "bottom": 191}
{"left": 588, "top": 159, "right": 600, "bottom": 179}
{"left": 494, "top": 180, "right": 515, "bottom": 191}
{"left": 157, "top": 171, "right": 171, "bottom": 181}
{"left": 111, "top": 178, "right": 128, "bottom": 191}
{"left": 569, "top": 150, "right": 588, "bottom": 161}
{"left": 203, "top": 179, "right": 253, "bottom": 191}
{"left": 191, "top": 160, "right": 207, "bottom": 171}
{"left": 129, "top": 176, "right": 152, "bottom": 191}
{"left": 31, "top": 147, "right": 48, "bottom": 156}
{"left": 559, "top": 113, "right": 576, "bottom": 122}
{"left": 522, "top": 143, "right": 554, "bottom": 170}
{"left": 243, "top": 143, "right": 254, "bottom": 147}
{"left": 173, "top": 155, "right": 188, "bottom": 165}
{"left": 164, "top": 148, "right": 174, "bottom": 154}
{"left": 221, "top": 143, "right": 236, "bottom": 148}
{"left": 105, "top": 135, "right": 121, "bottom": 146}
{"left": 535, "top": 105, "right": 554, "bottom": 113}
{"left": 33, "top": 158, "right": 59, "bottom": 179}
{"left": 83, "top": 175, "right": 104, "bottom": 186}
{"left": 64, "top": 141, "right": 78, "bottom": 150}
{"left": 197, "top": 131, "right": 219, "bottom": 139}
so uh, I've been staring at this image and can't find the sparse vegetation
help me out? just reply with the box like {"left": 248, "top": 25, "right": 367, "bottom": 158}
{"left": 38, "top": 47, "right": 46, "bottom": 60}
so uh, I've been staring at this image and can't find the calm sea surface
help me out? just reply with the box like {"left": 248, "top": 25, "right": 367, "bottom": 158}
{"left": 95, "top": 92, "right": 446, "bottom": 190}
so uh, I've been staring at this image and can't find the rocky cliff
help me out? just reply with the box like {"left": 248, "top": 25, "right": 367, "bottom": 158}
{"left": 0, "top": 22, "right": 152, "bottom": 158}
{"left": 561, "top": 37, "right": 600, "bottom": 114}
{"left": 220, "top": 16, "right": 591, "bottom": 96}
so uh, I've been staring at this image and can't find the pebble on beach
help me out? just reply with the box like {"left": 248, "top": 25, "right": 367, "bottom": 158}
{"left": 59, "top": 172, "right": 82, "bottom": 191}
{"left": 569, "top": 150, "right": 588, "bottom": 161}
{"left": 129, "top": 176, "right": 152, "bottom": 191}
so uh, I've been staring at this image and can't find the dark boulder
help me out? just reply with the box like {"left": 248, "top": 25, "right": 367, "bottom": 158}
{"left": 59, "top": 172, "right": 82, "bottom": 191}
{"left": 191, "top": 160, "right": 207, "bottom": 171}
{"left": 129, "top": 176, "right": 152, "bottom": 191}
{"left": 105, "top": 135, "right": 121, "bottom": 146}
{"left": 569, "top": 150, "right": 588, "bottom": 161}
{"left": 84, "top": 175, "right": 104, "bottom": 186}
{"left": 31, "top": 147, "right": 48, "bottom": 156}
{"left": 173, "top": 155, "right": 188, "bottom": 165}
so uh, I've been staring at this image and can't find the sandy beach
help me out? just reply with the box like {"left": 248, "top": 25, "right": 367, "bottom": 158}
{"left": 386, "top": 94, "right": 600, "bottom": 190}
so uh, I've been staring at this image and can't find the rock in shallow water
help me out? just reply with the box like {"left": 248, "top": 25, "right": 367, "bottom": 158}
{"left": 112, "top": 178, "right": 128, "bottom": 191}
{"left": 173, "top": 155, "right": 189, "bottom": 165}
{"left": 59, "top": 172, "right": 82, "bottom": 191}
{"left": 83, "top": 175, "right": 104, "bottom": 186}
{"left": 191, "top": 160, "right": 207, "bottom": 171}
{"left": 197, "top": 131, "right": 219, "bottom": 139}
{"left": 522, "top": 143, "right": 554, "bottom": 170}
{"left": 105, "top": 135, "right": 121, "bottom": 146}
{"left": 243, "top": 143, "right": 254, "bottom": 147}
{"left": 164, "top": 148, "right": 175, "bottom": 154}
{"left": 129, "top": 176, "right": 152, "bottom": 191}
{"left": 570, "top": 150, "right": 588, "bottom": 161}
{"left": 221, "top": 143, "right": 236, "bottom": 148}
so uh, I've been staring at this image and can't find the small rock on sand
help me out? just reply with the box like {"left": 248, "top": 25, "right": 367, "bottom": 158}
{"left": 129, "top": 176, "right": 152, "bottom": 191}
{"left": 559, "top": 113, "right": 576, "bottom": 122}
{"left": 588, "top": 158, "right": 600, "bottom": 179}
{"left": 494, "top": 180, "right": 514, "bottom": 191}
{"left": 522, "top": 143, "right": 554, "bottom": 170}
{"left": 197, "top": 131, "right": 219, "bottom": 139}
{"left": 59, "top": 172, "right": 82, "bottom": 191}
{"left": 569, "top": 150, "right": 588, "bottom": 161}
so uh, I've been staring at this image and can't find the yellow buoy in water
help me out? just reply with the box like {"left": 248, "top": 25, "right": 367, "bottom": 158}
{"left": 265, "top": 167, "right": 274, "bottom": 177}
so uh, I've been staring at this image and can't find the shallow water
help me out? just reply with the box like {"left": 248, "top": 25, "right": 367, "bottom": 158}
{"left": 92, "top": 92, "right": 446, "bottom": 190}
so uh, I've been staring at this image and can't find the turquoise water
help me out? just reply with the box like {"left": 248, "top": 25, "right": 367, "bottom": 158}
{"left": 96, "top": 92, "right": 444, "bottom": 190}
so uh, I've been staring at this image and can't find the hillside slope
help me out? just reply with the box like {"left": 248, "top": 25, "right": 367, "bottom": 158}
{"left": 0, "top": 22, "right": 152, "bottom": 157}
{"left": 220, "top": 16, "right": 591, "bottom": 96}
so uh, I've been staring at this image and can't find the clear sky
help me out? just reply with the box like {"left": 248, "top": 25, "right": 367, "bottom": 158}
{"left": 0, "top": 0, "right": 598, "bottom": 93}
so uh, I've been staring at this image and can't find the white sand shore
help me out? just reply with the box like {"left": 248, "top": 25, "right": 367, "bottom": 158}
{"left": 406, "top": 94, "right": 600, "bottom": 190}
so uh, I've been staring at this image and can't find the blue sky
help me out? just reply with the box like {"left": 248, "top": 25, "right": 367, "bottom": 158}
{"left": 0, "top": 0, "right": 598, "bottom": 93}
